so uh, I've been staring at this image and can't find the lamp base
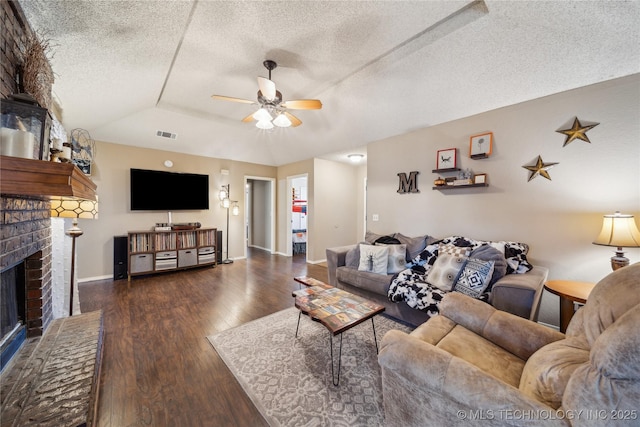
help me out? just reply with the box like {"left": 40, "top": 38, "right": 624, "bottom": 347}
{"left": 610, "top": 248, "right": 629, "bottom": 271}
{"left": 221, "top": 259, "right": 234, "bottom": 264}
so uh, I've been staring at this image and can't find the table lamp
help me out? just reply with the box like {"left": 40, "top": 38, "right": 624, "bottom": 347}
{"left": 593, "top": 211, "right": 640, "bottom": 271}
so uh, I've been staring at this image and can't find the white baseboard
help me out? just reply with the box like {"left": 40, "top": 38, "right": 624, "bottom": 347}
{"left": 79, "top": 275, "right": 112, "bottom": 284}
{"left": 537, "top": 321, "right": 560, "bottom": 331}
{"left": 307, "top": 258, "right": 327, "bottom": 265}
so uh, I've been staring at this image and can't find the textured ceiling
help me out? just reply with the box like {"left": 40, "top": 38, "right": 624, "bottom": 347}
{"left": 19, "top": 0, "right": 640, "bottom": 166}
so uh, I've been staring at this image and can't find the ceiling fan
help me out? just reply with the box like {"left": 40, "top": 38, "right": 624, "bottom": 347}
{"left": 211, "top": 60, "right": 322, "bottom": 129}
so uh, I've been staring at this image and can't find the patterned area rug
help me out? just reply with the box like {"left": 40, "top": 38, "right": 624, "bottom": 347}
{"left": 208, "top": 307, "right": 413, "bottom": 426}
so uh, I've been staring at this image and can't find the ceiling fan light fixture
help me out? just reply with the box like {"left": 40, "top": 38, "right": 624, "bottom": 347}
{"left": 253, "top": 108, "right": 272, "bottom": 122}
{"left": 273, "top": 113, "right": 292, "bottom": 128}
{"left": 348, "top": 153, "right": 365, "bottom": 163}
{"left": 256, "top": 119, "right": 274, "bottom": 130}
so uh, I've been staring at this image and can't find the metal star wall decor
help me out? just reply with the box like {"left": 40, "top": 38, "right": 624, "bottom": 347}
{"left": 523, "top": 155, "right": 558, "bottom": 181}
{"left": 556, "top": 117, "right": 599, "bottom": 147}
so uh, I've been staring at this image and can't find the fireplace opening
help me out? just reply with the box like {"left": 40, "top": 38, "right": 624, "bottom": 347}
{"left": 1, "top": 261, "right": 27, "bottom": 371}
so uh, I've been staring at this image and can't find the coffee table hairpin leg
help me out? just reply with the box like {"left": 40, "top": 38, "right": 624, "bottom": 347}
{"left": 329, "top": 318, "right": 379, "bottom": 387}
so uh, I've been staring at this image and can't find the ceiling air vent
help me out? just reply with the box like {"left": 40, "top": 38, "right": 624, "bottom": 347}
{"left": 156, "top": 130, "right": 177, "bottom": 140}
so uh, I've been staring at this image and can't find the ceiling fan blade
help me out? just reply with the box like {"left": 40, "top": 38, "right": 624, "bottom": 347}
{"left": 282, "top": 99, "right": 322, "bottom": 110}
{"left": 257, "top": 77, "right": 276, "bottom": 101}
{"left": 284, "top": 112, "right": 302, "bottom": 127}
{"left": 211, "top": 95, "right": 256, "bottom": 104}
{"left": 241, "top": 112, "right": 256, "bottom": 123}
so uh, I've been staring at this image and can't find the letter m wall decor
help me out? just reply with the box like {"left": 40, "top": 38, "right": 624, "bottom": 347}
{"left": 397, "top": 171, "right": 419, "bottom": 194}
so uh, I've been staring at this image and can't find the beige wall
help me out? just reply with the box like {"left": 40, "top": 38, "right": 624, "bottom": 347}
{"left": 77, "top": 142, "right": 276, "bottom": 279}
{"left": 366, "top": 74, "right": 640, "bottom": 325}
{"left": 310, "top": 158, "right": 361, "bottom": 262}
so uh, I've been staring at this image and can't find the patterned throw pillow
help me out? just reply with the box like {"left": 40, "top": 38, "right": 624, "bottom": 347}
{"left": 439, "top": 243, "right": 472, "bottom": 258}
{"left": 358, "top": 244, "right": 389, "bottom": 275}
{"left": 469, "top": 244, "right": 508, "bottom": 288}
{"left": 376, "top": 243, "right": 408, "bottom": 274}
{"left": 453, "top": 258, "right": 495, "bottom": 298}
{"left": 426, "top": 253, "right": 467, "bottom": 292}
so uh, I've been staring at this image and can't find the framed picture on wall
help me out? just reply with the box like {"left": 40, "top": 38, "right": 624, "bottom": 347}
{"left": 474, "top": 173, "right": 487, "bottom": 184}
{"left": 436, "top": 148, "right": 457, "bottom": 170}
{"left": 469, "top": 132, "right": 493, "bottom": 158}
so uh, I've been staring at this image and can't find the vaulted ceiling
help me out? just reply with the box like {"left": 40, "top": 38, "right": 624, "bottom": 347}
{"left": 19, "top": 0, "right": 640, "bottom": 166}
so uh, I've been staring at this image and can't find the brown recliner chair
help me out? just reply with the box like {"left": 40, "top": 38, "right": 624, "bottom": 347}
{"left": 379, "top": 262, "right": 640, "bottom": 426}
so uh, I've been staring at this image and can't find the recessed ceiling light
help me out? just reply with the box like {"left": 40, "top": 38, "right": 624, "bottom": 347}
{"left": 348, "top": 154, "right": 365, "bottom": 163}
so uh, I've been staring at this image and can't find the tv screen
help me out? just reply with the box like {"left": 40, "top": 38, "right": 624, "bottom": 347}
{"left": 130, "top": 168, "right": 209, "bottom": 211}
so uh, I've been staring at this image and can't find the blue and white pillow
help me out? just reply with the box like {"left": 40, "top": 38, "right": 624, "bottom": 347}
{"left": 453, "top": 258, "right": 495, "bottom": 299}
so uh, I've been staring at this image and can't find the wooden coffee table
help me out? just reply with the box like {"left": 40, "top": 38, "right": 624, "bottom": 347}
{"left": 293, "top": 276, "right": 385, "bottom": 386}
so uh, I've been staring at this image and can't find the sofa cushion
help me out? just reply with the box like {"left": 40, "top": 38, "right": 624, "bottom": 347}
{"left": 365, "top": 231, "right": 389, "bottom": 244}
{"left": 427, "top": 254, "right": 467, "bottom": 291}
{"left": 336, "top": 266, "right": 393, "bottom": 295}
{"left": 436, "top": 324, "right": 526, "bottom": 388}
{"left": 358, "top": 244, "right": 388, "bottom": 275}
{"left": 452, "top": 258, "right": 495, "bottom": 299}
{"left": 519, "top": 337, "right": 590, "bottom": 409}
{"left": 394, "top": 233, "right": 431, "bottom": 261}
{"left": 469, "top": 244, "right": 507, "bottom": 288}
{"left": 377, "top": 243, "right": 407, "bottom": 274}
{"left": 345, "top": 242, "right": 366, "bottom": 268}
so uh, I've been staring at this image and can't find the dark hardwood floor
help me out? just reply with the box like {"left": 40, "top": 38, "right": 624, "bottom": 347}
{"left": 79, "top": 248, "right": 328, "bottom": 427}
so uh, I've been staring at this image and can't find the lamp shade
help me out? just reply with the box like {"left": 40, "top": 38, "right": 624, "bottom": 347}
{"left": 50, "top": 196, "right": 99, "bottom": 219}
{"left": 593, "top": 212, "right": 640, "bottom": 248}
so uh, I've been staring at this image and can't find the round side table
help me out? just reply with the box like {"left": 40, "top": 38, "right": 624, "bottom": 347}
{"left": 544, "top": 280, "right": 596, "bottom": 333}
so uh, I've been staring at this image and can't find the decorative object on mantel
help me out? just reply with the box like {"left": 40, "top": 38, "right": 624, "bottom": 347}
{"left": 70, "top": 129, "right": 96, "bottom": 175}
{"left": 436, "top": 148, "right": 457, "bottom": 170}
{"left": 397, "top": 171, "right": 419, "bottom": 194}
{"left": 556, "top": 117, "right": 599, "bottom": 147}
{"left": 0, "top": 94, "right": 52, "bottom": 160}
{"left": 18, "top": 31, "right": 55, "bottom": 109}
{"left": 433, "top": 177, "right": 446, "bottom": 187}
{"left": 522, "top": 155, "right": 558, "bottom": 181}
{"left": 593, "top": 211, "right": 640, "bottom": 271}
{"left": 50, "top": 196, "right": 99, "bottom": 316}
{"left": 469, "top": 132, "right": 493, "bottom": 158}
{"left": 219, "top": 184, "right": 239, "bottom": 264}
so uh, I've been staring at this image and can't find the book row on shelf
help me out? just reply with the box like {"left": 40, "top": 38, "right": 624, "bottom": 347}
{"left": 129, "top": 229, "right": 215, "bottom": 253}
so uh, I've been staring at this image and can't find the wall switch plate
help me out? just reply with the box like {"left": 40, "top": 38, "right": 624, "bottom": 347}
{"left": 372, "top": 214, "right": 379, "bottom": 221}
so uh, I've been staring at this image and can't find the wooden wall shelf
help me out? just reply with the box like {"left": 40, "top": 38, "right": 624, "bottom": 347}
{"left": 433, "top": 183, "right": 489, "bottom": 191}
{"left": 0, "top": 156, "right": 97, "bottom": 200}
{"left": 432, "top": 168, "right": 460, "bottom": 173}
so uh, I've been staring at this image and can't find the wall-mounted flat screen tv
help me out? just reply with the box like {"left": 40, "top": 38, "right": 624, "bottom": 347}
{"left": 130, "top": 168, "right": 209, "bottom": 211}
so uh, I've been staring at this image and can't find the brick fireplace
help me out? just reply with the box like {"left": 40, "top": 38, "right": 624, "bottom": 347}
{"left": 1, "top": 195, "right": 53, "bottom": 335}
{"left": 0, "top": 196, "right": 52, "bottom": 369}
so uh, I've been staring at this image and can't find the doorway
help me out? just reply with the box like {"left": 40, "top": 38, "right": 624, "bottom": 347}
{"left": 286, "top": 174, "right": 308, "bottom": 260}
{"left": 244, "top": 176, "right": 276, "bottom": 258}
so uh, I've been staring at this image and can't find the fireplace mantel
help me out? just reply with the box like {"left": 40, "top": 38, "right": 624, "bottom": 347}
{"left": 0, "top": 155, "right": 97, "bottom": 200}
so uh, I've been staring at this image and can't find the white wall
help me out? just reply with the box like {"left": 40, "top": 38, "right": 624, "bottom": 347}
{"left": 366, "top": 74, "right": 640, "bottom": 326}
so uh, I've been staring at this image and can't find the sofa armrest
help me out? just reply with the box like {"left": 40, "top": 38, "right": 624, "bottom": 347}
{"left": 379, "top": 330, "right": 564, "bottom": 424}
{"left": 491, "top": 265, "right": 548, "bottom": 321}
{"left": 440, "top": 292, "right": 565, "bottom": 360}
{"left": 326, "top": 245, "right": 356, "bottom": 287}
